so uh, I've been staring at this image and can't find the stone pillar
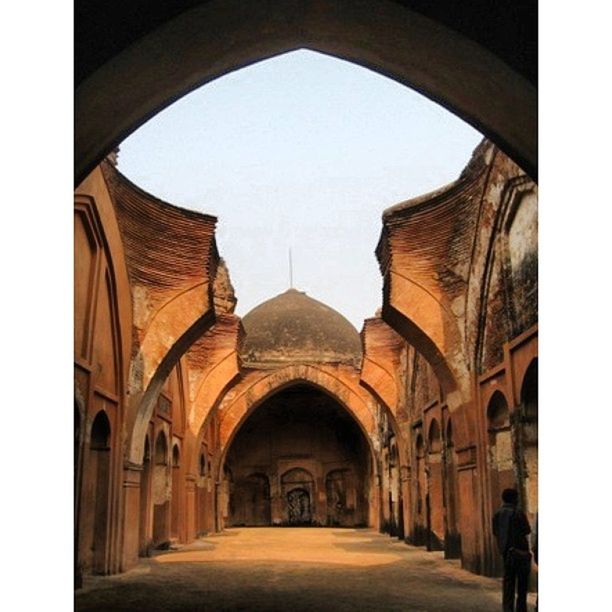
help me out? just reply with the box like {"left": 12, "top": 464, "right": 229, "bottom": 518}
{"left": 120, "top": 463, "right": 142, "bottom": 572}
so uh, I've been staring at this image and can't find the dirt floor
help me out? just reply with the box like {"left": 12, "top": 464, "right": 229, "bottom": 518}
{"left": 76, "top": 527, "right": 537, "bottom": 611}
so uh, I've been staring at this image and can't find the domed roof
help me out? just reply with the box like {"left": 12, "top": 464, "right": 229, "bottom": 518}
{"left": 240, "top": 289, "right": 362, "bottom": 367}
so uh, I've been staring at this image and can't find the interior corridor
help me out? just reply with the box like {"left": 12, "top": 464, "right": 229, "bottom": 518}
{"left": 76, "top": 527, "right": 536, "bottom": 611}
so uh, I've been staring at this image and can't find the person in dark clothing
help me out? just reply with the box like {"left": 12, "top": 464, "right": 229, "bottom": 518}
{"left": 492, "top": 488, "right": 532, "bottom": 612}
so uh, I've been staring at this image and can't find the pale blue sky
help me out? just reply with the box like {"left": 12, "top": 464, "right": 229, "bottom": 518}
{"left": 118, "top": 50, "right": 481, "bottom": 328}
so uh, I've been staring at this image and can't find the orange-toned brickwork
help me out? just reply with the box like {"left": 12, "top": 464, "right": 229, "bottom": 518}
{"left": 74, "top": 141, "right": 537, "bottom": 584}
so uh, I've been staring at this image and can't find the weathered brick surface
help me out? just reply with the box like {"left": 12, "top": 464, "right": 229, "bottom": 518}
{"left": 75, "top": 143, "right": 537, "bottom": 583}
{"left": 374, "top": 141, "right": 537, "bottom": 576}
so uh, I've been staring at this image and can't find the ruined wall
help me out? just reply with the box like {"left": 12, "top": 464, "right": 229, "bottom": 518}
{"left": 101, "top": 161, "right": 219, "bottom": 467}
{"left": 75, "top": 160, "right": 224, "bottom": 576}
{"left": 375, "top": 141, "right": 538, "bottom": 576}
{"left": 75, "top": 165, "right": 133, "bottom": 576}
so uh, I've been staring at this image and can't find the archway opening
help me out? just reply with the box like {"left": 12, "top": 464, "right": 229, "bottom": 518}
{"left": 223, "top": 383, "right": 373, "bottom": 528}
{"left": 486, "top": 390, "right": 513, "bottom": 575}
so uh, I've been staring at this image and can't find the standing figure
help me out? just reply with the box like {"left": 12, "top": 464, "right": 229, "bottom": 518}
{"left": 492, "top": 488, "right": 532, "bottom": 612}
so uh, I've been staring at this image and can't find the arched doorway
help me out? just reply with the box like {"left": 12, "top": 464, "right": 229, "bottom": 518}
{"left": 486, "top": 391, "right": 514, "bottom": 508}
{"left": 223, "top": 383, "right": 373, "bottom": 528}
{"left": 282, "top": 470, "right": 315, "bottom": 526}
{"left": 86, "top": 410, "right": 112, "bottom": 574}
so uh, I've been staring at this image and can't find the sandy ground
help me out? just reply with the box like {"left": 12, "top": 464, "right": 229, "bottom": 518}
{"left": 76, "top": 527, "right": 537, "bottom": 611}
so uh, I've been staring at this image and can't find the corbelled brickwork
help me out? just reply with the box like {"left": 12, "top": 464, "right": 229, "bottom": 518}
{"left": 74, "top": 140, "right": 537, "bottom": 584}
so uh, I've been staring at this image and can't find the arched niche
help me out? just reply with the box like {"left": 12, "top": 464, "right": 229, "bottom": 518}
{"left": 487, "top": 391, "right": 510, "bottom": 430}
{"left": 154, "top": 431, "right": 168, "bottom": 466}
{"left": 486, "top": 391, "right": 515, "bottom": 513}
{"left": 415, "top": 434, "right": 425, "bottom": 459}
{"left": 86, "top": 410, "right": 112, "bottom": 574}
{"left": 445, "top": 418, "right": 454, "bottom": 448}
{"left": 428, "top": 419, "right": 442, "bottom": 454}
{"left": 229, "top": 473, "right": 271, "bottom": 527}
{"left": 199, "top": 452, "right": 206, "bottom": 477}
{"left": 172, "top": 444, "right": 180, "bottom": 468}
{"left": 281, "top": 468, "right": 315, "bottom": 526}
{"left": 170, "top": 442, "right": 182, "bottom": 540}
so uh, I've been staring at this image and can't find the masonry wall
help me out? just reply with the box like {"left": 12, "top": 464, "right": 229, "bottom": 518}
{"left": 75, "top": 142, "right": 537, "bottom": 584}
{"left": 375, "top": 140, "right": 538, "bottom": 577}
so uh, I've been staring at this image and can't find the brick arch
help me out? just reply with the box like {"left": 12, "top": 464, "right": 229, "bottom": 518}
{"left": 214, "top": 364, "right": 379, "bottom": 479}
{"left": 76, "top": 0, "right": 536, "bottom": 184}
{"left": 126, "top": 311, "right": 215, "bottom": 465}
{"left": 359, "top": 368, "right": 409, "bottom": 475}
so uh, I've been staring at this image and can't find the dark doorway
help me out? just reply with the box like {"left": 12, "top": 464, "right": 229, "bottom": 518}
{"left": 287, "top": 488, "right": 312, "bottom": 525}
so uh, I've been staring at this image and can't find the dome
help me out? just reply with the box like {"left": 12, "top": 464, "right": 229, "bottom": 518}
{"left": 240, "top": 289, "right": 362, "bottom": 367}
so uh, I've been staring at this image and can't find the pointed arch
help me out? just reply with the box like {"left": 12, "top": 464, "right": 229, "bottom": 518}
{"left": 76, "top": 0, "right": 536, "bottom": 183}
{"left": 214, "top": 364, "right": 378, "bottom": 472}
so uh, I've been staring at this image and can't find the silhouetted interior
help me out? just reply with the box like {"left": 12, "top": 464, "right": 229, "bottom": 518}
{"left": 225, "top": 384, "right": 371, "bottom": 527}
